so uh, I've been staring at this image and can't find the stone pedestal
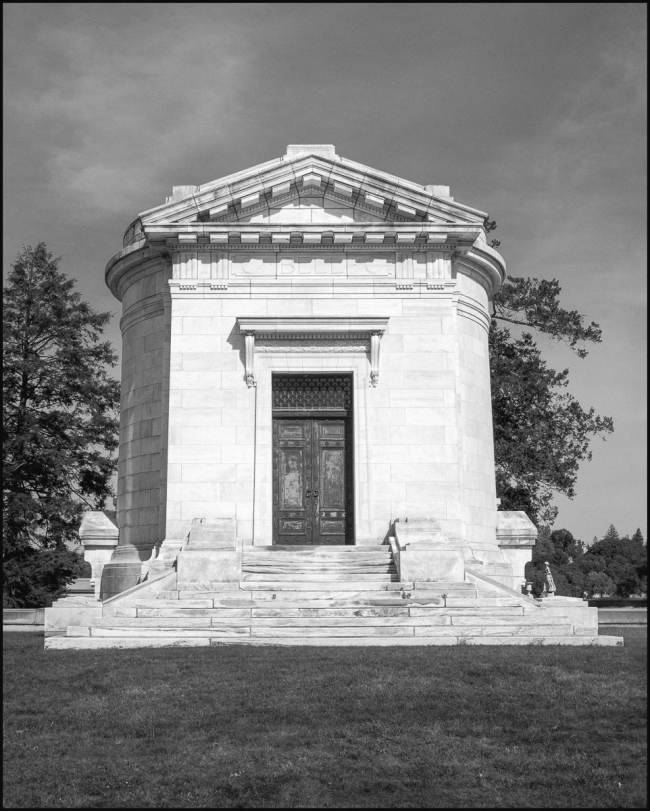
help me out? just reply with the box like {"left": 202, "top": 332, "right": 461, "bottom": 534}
{"left": 79, "top": 511, "right": 119, "bottom": 599}
{"left": 393, "top": 519, "right": 467, "bottom": 582}
{"left": 496, "top": 511, "right": 538, "bottom": 591}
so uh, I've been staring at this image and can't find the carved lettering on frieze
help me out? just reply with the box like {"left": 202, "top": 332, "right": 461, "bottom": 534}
{"left": 256, "top": 339, "right": 370, "bottom": 353}
{"left": 278, "top": 254, "right": 344, "bottom": 276}
{"left": 347, "top": 253, "right": 394, "bottom": 276}
{"left": 231, "top": 253, "right": 276, "bottom": 277}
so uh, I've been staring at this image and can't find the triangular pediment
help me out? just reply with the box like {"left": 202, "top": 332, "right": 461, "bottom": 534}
{"left": 138, "top": 147, "right": 487, "bottom": 230}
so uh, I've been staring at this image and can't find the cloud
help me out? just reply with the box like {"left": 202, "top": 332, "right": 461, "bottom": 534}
{"left": 5, "top": 6, "right": 251, "bottom": 218}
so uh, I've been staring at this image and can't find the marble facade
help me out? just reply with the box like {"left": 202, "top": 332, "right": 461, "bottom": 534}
{"left": 101, "top": 144, "right": 532, "bottom": 593}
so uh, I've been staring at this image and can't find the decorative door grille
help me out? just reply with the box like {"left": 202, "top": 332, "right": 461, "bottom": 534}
{"left": 273, "top": 375, "right": 352, "bottom": 411}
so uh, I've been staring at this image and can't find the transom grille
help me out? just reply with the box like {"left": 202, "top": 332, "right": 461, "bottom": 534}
{"left": 273, "top": 375, "right": 352, "bottom": 411}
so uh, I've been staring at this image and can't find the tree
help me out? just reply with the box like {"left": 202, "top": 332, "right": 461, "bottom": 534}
{"left": 584, "top": 571, "right": 616, "bottom": 598}
{"left": 488, "top": 221, "right": 614, "bottom": 525}
{"left": 582, "top": 525, "right": 647, "bottom": 598}
{"left": 3, "top": 243, "right": 120, "bottom": 607}
{"left": 602, "top": 524, "right": 620, "bottom": 542}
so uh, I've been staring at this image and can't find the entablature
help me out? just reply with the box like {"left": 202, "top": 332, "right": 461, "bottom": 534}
{"left": 144, "top": 222, "right": 480, "bottom": 257}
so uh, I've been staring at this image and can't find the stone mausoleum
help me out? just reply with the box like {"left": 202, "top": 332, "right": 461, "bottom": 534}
{"left": 45, "top": 145, "right": 620, "bottom": 648}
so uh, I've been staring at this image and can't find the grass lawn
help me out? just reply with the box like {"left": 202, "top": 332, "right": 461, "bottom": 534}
{"left": 3, "top": 627, "right": 646, "bottom": 808}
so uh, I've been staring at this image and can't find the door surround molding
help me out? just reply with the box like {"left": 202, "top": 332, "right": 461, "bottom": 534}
{"left": 237, "top": 317, "right": 389, "bottom": 388}
{"left": 247, "top": 321, "right": 389, "bottom": 546}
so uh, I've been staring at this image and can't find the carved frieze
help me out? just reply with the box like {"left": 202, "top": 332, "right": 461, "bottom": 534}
{"left": 256, "top": 338, "right": 370, "bottom": 353}
{"left": 170, "top": 248, "right": 454, "bottom": 283}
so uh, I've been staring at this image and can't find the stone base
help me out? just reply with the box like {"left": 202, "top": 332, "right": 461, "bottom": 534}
{"left": 45, "top": 546, "right": 624, "bottom": 650}
{"left": 45, "top": 634, "right": 624, "bottom": 650}
{"left": 45, "top": 597, "right": 103, "bottom": 633}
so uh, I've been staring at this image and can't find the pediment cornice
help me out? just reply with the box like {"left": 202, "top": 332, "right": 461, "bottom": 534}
{"left": 136, "top": 150, "right": 487, "bottom": 233}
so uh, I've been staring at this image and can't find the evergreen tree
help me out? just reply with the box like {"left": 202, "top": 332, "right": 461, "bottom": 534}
{"left": 3, "top": 243, "right": 120, "bottom": 607}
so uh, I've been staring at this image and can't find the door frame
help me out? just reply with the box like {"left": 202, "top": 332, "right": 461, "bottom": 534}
{"left": 252, "top": 368, "right": 360, "bottom": 546}
{"left": 272, "top": 411, "right": 354, "bottom": 545}
{"left": 252, "top": 363, "right": 372, "bottom": 547}
{"left": 271, "top": 372, "right": 354, "bottom": 545}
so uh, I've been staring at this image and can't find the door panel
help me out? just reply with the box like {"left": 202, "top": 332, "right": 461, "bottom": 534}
{"left": 278, "top": 448, "right": 304, "bottom": 509}
{"left": 313, "top": 419, "right": 347, "bottom": 545}
{"left": 273, "top": 420, "right": 312, "bottom": 545}
{"left": 273, "top": 417, "right": 351, "bottom": 545}
{"left": 321, "top": 449, "right": 345, "bottom": 509}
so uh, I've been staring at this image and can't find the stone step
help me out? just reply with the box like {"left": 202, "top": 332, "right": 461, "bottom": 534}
{"left": 242, "top": 561, "right": 397, "bottom": 567}
{"left": 242, "top": 556, "right": 394, "bottom": 564}
{"left": 174, "top": 590, "right": 484, "bottom": 602}
{"left": 91, "top": 615, "right": 571, "bottom": 629}
{"left": 135, "top": 605, "right": 525, "bottom": 618}
{"left": 250, "top": 624, "right": 575, "bottom": 637}
{"left": 45, "top": 634, "right": 624, "bottom": 650}
{"left": 73, "top": 623, "right": 575, "bottom": 639}
{"left": 242, "top": 552, "right": 393, "bottom": 559}
{"left": 241, "top": 573, "right": 398, "bottom": 581}
{"left": 168, "top": 580, "right": 475, "bottom": 596}
{"left": 133, "top": 598, "right": 513, "bottom": 613}
{"left": 242, "top": 581, "right": 413, "bottom": 591}
{"left": 240, "top": 567, "right": 398, "bottom": 575}
{"left": 243, "top": 547, "right": 392, "bottom": 555}
{"left": 170, "top": 589, "right": 489, "bottom": 603}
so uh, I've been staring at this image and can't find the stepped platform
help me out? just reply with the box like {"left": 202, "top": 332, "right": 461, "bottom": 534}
{"left": 45, "top": 546, "right": 623, "bottom": 649}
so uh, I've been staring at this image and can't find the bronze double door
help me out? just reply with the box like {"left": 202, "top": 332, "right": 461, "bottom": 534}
{"left": 273, "top": 418, "right": 351, "bottom": 545}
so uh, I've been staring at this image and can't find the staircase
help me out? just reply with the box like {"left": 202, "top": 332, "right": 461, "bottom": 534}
{"left": 45, "top": 546, "right": 622, "bottom": 648}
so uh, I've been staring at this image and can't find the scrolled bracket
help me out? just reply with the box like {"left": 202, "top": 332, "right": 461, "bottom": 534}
{"left": 369, "top": 330, "right": 384, "bottom": 388}
{"left": 243, "top": 331, "right": 256, "bottom": 388}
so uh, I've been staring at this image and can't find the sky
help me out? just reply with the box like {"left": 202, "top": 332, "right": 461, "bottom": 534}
{"left": 4, "top": 3, "right": 647, "bottom": 544}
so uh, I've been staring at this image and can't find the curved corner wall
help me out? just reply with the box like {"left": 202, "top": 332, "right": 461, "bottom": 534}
{"left": 454, "top": 268, "right": 499, "bottom": 551}
{"left": 105, "top": 244, "right": 172, "bottom": 563}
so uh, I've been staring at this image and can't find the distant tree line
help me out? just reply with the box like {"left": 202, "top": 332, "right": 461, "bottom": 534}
{"left": 525, "top": 524, "right": 647, "bottom": 598}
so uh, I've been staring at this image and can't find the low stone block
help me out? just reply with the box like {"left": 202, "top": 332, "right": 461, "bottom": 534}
{"left": 250, "top": 625, "right": 415, "bottom": 637}
{"left": 210, "top": 636, "right": 459, "bottom": 647}
{"left": 458, "top": 635, "right": 623, "bottom": 646}
{"left": 44, "top": 599, "right": 103, "bottom": 632}
{"left": 176, "top": 549, "right": 241, "bottom": 582}
{"left": 91, "top": 626, "right": 249, "bottom": 637}
{"left": 3, "top": 608, "right": 45, "bottom": 625}
{"left": 186, "top": 517, "right": 237, "bottom": 548}
{"left": 45, "top": 637, "right": 211, "bottom": 650}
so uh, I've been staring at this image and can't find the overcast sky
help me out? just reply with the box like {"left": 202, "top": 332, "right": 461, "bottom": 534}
{"left": 4, "top": 3, "right": 646, "bottom": 543}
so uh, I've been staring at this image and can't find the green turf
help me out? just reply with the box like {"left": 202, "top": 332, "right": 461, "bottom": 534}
{"left": 3, "top": 627, "right": 646, "bottom": 808}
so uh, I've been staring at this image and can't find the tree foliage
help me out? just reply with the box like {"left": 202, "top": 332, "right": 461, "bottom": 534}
{"left": 3, "top": 243, "right": 120, "bottom": 607}
{"left": 487, "top": 221, "right": 614, "bottom": 525}
{"left": 525, "top": 524, "right": 646, "bottom": 598}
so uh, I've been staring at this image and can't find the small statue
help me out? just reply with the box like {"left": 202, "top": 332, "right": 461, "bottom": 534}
{"left": 543, "top": 561, "right": 556, "bottom": 597}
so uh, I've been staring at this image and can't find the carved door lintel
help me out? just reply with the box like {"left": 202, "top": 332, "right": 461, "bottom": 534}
{"left": 238, "top": 318, "right": 388, "bottom": 388}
